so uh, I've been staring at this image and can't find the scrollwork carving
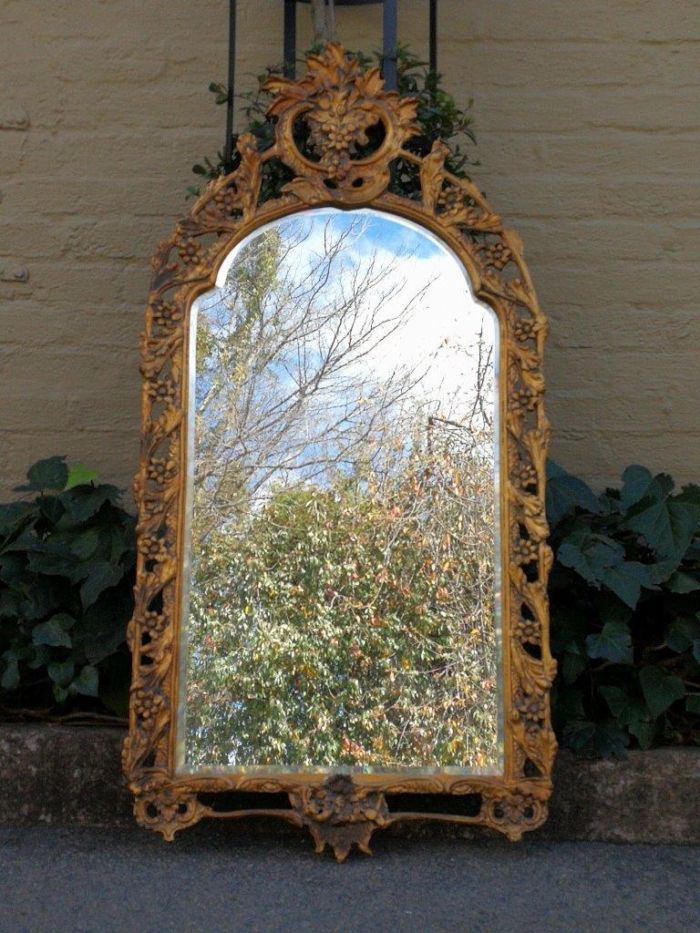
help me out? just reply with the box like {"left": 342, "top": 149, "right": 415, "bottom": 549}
{"left": 289, "top": 775, "right": 390, "bottom": 862}
{"left": 134, "top": 788, "right": 208, "bottom": 842}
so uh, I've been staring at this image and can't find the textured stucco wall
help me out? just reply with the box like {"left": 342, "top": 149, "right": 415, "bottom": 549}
{"left": 1, "top": 0, "right": 699, "bottom": 499}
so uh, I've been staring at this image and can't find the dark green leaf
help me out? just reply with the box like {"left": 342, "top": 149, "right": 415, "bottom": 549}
{"left": 27, "top": 645, "right": 51, "bottom": 670}
{"left": 32, "top": 616, "right": 74, "bottom": 648}
{"left": 58, "top": 485, "right": 122, "bottom": 524}
{"left": 590, "top": 721, "right": 629, "bottom": 758}
{"left": 70, "top": 530, "right": 100, "bottom": 560}
{"left": 19, "top": 577, "right": 64, "bottom": 621}
{"left": 0, "top": 589, "right": 22, "bottom": 617}
{"left": 0, "top": 501, "right": 36, "bottom": 539}
{"left": 71, "top": 664, "right": 99, "bottom": 697}
{"left": 629, "top": 718, "right": 657, "bottom": 749}
{"left": 108, "top": 517, "right": 136, "bottom": 564}
{"left": 557, "top": 535, "right": 623, "bottom": 586}
{"left": 646, "top": 474, "right": 675, "bottom": 501}
{"left": 17, "top": 457, "right": 68, "bottom": 492}
{"left": 48, "top": 659, "right": 75, "bottom": 686}
{"left": 600, "top": 561, "right": 649, "bottom": 609}
{"left": 3, "top": 644, "right": 33, "bottom": 662}
{"left": 643, "top": 560, "right": 679, "bottom": 585}
{"left": 585, "top": 621, "right": 633, "bottom": 663}
{"left": 694, "top": 640, "right": 700, "bottom": 664}
{"left": 625, "top": 496, "right": 700, "bottom": 561}
{"left": 686, "top": 695, "right": 700, "bottom": 715}
{"left": 80, "top": 561, "right": 124, "bottom": 609}
{"left": 677, "top": 483, "right": 700, "bottom": 507}
{"left": 0, "top": 553, "right": 25, "bottom": 586}
{"left": 53, "top": 684, "right": 69, "bottom": 704}
{"left": 665, "top": 617, "right": 700, "bottom": 653}
{"left": 559, "top": 529, "right": 679, "bottom": 608}
{"left": 26, "top": 546, "right": 87, "bottom": 582}
{"left": 1, "top": 660, "right": 19, "bottom": 690}
{"left": 76, "top": 591, "right": 131, "bottom": 665}
{"left": 639, "top": 666, "right": 686, "bottom": 717}
{"left": 563, "top": 719, "right": 627, "bottom": 758}
{"left": 666, "top": 570, "right": 700, "bottom": 593}
{"left": 546, "top": 460, "right": 602, "bottom": 526}
{"left": 599, "top": 685, "right": 654, "bottom": 748}
{"left": 562, "top": 652, "right": 587, "bottom": 684}
{"left": 599, "top": 686, "right": 635, "bottom": 721}
{"left": 620, "top": 465, "right": 653, "bottom": 509}
{"left": 38, "top": 495, "right": 64, "bottom": 526}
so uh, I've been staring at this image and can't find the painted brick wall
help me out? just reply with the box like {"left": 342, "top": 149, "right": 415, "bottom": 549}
{"left": 1, "top": 0, "right": 698, "bottom": 499}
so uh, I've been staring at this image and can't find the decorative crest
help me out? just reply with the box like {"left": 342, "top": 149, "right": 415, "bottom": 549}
{"left": 264, "top": 42, "right": 419, "bottom": 202}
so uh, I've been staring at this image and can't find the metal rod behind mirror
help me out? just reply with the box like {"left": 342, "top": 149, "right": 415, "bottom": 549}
{"left": 429, "top": 0, "right": 437, "bottom": 74}
{"left": 224, "top": 0, "right": 237, "bottom": 172}
{"left": 284, "top": 0, "right": 297, "bottom": 77}
{"left": 382, "top": 0, "right": 398, "bottom": 89}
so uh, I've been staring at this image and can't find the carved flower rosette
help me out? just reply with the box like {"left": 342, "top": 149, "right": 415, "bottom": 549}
{"left": 124, "top": 43, "right": 556, "bottom": 861}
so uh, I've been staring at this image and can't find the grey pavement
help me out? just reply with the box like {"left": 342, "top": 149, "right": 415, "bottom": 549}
{"left": 0, "top": 826, "right": 698, "bottom": 933}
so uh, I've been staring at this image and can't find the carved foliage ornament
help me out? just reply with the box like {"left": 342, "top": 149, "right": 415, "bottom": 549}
{"left": 124, "top": 44, "right": 556, "bottom": 861}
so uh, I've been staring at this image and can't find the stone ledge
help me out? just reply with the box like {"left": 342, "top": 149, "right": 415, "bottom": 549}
{"left": 0, "top": 725, "right": 697, "bottom": 844}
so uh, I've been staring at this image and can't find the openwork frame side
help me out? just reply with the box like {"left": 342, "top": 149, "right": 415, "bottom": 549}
{"left": 124, "top": 44, "right": 556, "bottom": 861}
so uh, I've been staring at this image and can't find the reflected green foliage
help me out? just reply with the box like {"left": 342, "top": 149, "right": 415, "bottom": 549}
{"left": 549, "top": 462, "right": 700, "bottom": 756}
{"left": 185, "top": 447, "right": 498, "bottom": 770}
{"left": 0, "top": 457, "right": 135, "bottom": 715}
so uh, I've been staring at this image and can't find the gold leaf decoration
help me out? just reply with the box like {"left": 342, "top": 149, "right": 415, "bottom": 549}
{"left": 125, "top": 43, "right": 554, "bottom": 856}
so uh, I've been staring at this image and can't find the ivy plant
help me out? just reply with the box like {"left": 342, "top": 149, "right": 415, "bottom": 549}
{"left": 2, "top": 452, "right": 699, "bottom": 753}
{"left": 548, "top": 461, "right": 700, "bottom": 756}
{"left": 190, "top": 45, "right": 476, "bottom": 201}
{"left": 0, "top": 457, "right": 135, "bottom": 716}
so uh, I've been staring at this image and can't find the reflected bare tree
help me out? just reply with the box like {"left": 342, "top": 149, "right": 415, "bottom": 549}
{"left": 193, "top": 215, "right": 433, "bottom": 543}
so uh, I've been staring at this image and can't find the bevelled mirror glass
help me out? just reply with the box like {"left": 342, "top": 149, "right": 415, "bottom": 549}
{"left": 178, "top": 208, "right": 501, "bottom": 776}
{"left": 126, "top": 45, "right": 554, "bottom": 860}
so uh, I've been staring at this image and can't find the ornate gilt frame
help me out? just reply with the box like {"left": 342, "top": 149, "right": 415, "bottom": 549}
{"left": 124, "top": 44, "right": 556, "bottom": 861}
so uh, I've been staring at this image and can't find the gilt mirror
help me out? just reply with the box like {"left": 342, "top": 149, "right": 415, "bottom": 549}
{"left": 125, "top": 45, "right": 556, "bottom": 860}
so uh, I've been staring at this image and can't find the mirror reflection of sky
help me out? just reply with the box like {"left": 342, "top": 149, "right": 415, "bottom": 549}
{"left": 193, "top": 209, "right": 497, "bottom": 504}
{"left": 213, "top": 209, "right": 495, "bottom": 406}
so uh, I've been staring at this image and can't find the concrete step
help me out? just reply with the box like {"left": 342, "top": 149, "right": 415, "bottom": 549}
{"left": 1, "top": 724, "right": 698, "bottom": 844}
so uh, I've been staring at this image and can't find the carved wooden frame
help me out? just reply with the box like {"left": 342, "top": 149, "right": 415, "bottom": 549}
{"left": 124, "top": 44, "right": 556, "bottom": 861}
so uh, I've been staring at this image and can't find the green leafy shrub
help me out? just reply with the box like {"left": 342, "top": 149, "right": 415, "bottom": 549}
{"left": 0, "top": 457, "right": 135, "bottom": 716}
{"left": 548, "top": 461, "right": 700, "bottom": 756}
{"left": 2, "top": 450, "right": 699, "bottom": 754}
{"left": 190, "top": 46, "right": 476, "bottom": 200}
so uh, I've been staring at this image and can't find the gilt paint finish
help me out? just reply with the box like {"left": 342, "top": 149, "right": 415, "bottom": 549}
{"left": 124, "top": 44, "right": 556, "bottom": 860}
